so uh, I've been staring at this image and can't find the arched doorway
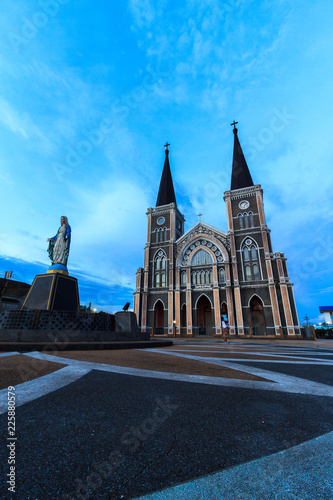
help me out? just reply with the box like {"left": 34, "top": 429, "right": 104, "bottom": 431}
{"left": 197, "top": 295, "right": 214, "bottom": 335}
{"left": 250, "top": 296, "right": 266, "bottom": 336}
{"left": 154, "top": 300, "right": 165, "bottom": 334}
{"left": 221, "top": 302, "right": 228, "bottom": 317}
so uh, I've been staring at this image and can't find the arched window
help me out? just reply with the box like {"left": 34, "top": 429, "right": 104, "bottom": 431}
{"left": 238, "top": 214, "right": 244, "bottom": 229}
{"left": 243, "top": 247, "right": 250, "bottom": 261}
{"left": 155, "top": 229, "right": 158, "bottom": 243}
{"left": 245, "top": 265, "right": 252, "bottom": 281}
{"left": 181, "top": 271, "right": 187, "bottom": 286}
{"left": 219, "top": 268, "right": 226, "bottom": 282}
{"left": 249, "top": 212, "right": 254, "bottom": 227}
{"left": 250, "top": 246, "right": 257, "bottom": 260}
{"left": 192, "top": 270, "right": 213, "bottom": 285}
{"left": 253, "top": 264, "right": 260, "bottom": 281}
{"left": 242, "top": 240, "right": 261, "bottom": 281}
{"left": 191, "top": 248, "right": 213, "bottom": 266}
{"left": 244, "top": 213, "right": 249, "bottom": 229}
{"left": 154, "top": 252, "right": 167, "bottom": 287}
{"left": 189, "top": 247, "right": 214, "bottom": 288}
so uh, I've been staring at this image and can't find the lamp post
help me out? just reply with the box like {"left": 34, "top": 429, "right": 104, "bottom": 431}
{"left": 173, "top": 320, "right": 176, "bottom": 338}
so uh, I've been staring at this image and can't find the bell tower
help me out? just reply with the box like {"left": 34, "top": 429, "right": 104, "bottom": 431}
{"left": 134, "top": 144, "right": 185, "bottom": 334}
{"left": 224, "top": 123, "right": 299, "bottom": 336}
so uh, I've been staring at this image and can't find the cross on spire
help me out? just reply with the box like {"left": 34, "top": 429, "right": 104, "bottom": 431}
{"left": 197, "top": 212, "right": 203, "bottom": 221}
{"left": 164, "top": 142, "right": 170, "bottom": 151}
{"left": 230, "top": 121, "right": 238, "bottom": 129}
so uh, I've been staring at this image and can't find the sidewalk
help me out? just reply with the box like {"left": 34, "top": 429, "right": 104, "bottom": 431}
{"left": 135, "top": 429, "right": 333, "bottom": 500}
{"left": 151, "top": 335, "right": 333, "bottom": 349}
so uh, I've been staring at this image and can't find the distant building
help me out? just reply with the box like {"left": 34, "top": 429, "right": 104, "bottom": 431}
{"left": 0, "top": 278, "right": 30, "bottom": 311}
{"left": 319, "top": 306, "right": 333, "bottom": 325}
{"left": 134, "top": 127, "right": 301, "bottom": 338}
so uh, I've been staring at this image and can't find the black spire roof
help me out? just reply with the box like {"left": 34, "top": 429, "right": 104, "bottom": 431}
{"left": 156, "top": 144, "right": 176, "bottom": 207}
{"left": 231, "top": 125, "right": 254, "bottom": 190}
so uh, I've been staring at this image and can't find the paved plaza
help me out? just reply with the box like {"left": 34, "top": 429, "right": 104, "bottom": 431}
{"left": 1, "top": 339, "right": 333, "bottom": 499}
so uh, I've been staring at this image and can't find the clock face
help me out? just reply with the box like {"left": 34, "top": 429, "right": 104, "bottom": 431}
{"left": 238, "top": 200, "right": 250, "bottom": 210}
{"left": 157, "top": 217, "right": 165, "bottom": 225}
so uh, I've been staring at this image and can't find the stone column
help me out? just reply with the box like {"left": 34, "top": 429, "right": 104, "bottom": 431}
{"left": 213, "top": 264, "right": 221, "bottom": 336}
{"left": 175, "top": 266, "right": 180, "bottom": 336}
{"left": 276, "top": 252, "right": 295, "bottom": 336}
{"left": 186, "top": 267, "right": 192, "bottom": 336}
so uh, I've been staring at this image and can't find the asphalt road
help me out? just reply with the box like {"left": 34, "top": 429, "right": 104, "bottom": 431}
{"left": 1, "top": 365, "right": 333, "bottom": 499}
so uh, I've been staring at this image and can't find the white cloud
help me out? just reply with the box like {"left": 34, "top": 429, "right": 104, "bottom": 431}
{"left": 0, "top": 0, "right": 332, "bottom": 323}
{"left": 0, "top": 96, "right": 47, "bottom": 143}
{"left": 128, "top": 0, "right": 161, "bottom": 29}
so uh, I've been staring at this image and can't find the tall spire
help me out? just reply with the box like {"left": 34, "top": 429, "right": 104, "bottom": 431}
{"left": 230, "top": 122, "right": 254, "bottom": 190}
{"left": 156, "top": 143, "right": 177, "bottom": 207}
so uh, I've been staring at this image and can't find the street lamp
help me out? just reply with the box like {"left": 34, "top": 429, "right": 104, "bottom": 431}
{"left": 93, "top": 308, "right": 97, "bottom": 313}
{"left": 173, "top": 320, "right": 176, "bottom": 337}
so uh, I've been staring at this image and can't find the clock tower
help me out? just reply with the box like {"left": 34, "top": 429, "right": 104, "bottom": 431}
{"left": 134, "top": 144, "right": 185, "bottom": 334}
{"left": 224, "top": 124, "right": 298, "bottom": 335}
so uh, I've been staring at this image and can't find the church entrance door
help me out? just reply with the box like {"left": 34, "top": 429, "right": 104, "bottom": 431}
{"left": 154, "top": 300, "right": 165, "bottom": 334}
{"left": 197, "top": 295, "right": 214, "bottom": 335}
{"left": 250, "top": 296, "right": 266, "bottom": 335}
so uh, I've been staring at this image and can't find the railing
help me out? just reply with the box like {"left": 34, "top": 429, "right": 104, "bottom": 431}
{"left": 315, "top": 326, "right": 333, "bottom": 338}
{"left": 243, "top": 326, "right": 276, "bottom": 336}
{"left": 153, "top": 327, "right": 165, "bottom": 335}
{"left": 194, "top": 325, "right": 215, "bottom": 336}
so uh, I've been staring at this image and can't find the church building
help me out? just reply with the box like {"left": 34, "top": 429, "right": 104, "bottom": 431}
{"left": 134, "top": 126, "right": 301, "bottom": 337}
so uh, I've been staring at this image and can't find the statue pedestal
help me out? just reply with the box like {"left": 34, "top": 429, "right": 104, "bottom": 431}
{"left": 115, "top": 311, "right": 138, "bottom": 333}
{"left": 22, "top": 272, "right": 79, "bottom": 312}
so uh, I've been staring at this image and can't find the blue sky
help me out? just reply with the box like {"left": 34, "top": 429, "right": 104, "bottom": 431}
{"left": 0, "top": 0, "right": 332, "bottom": 324}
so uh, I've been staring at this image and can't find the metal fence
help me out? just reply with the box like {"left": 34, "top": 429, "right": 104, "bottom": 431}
{"left": 243, "top": 326, "right": 276, "bottom": 336}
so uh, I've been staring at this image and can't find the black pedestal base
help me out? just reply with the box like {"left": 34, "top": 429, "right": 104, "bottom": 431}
{"left": 22, "top": 273, "right": 79, "bottom": 311}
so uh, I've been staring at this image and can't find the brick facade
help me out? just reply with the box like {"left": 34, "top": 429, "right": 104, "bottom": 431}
{"left": 134, "top": 135, "right": 301, "bottom": 337}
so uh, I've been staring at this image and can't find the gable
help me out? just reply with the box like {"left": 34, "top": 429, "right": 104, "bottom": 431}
{"left": 175, "top": 222, "right": 230, "bottom": 265}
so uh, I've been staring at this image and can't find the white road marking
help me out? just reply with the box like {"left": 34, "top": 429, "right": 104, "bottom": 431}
{"left": 1, "top": 344, "right": 333, "bottom": 413}
{"left": 0, "top": 363, "right": 91, "bottom": 414}
{"left": 0, "top": 351, "right": 20, "bottom": 357}
{"left": 165, "top": 349, "right": 333, "bottom": 362}
{"left": 143, "top": 349, "right": 333, "bottom": 397}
